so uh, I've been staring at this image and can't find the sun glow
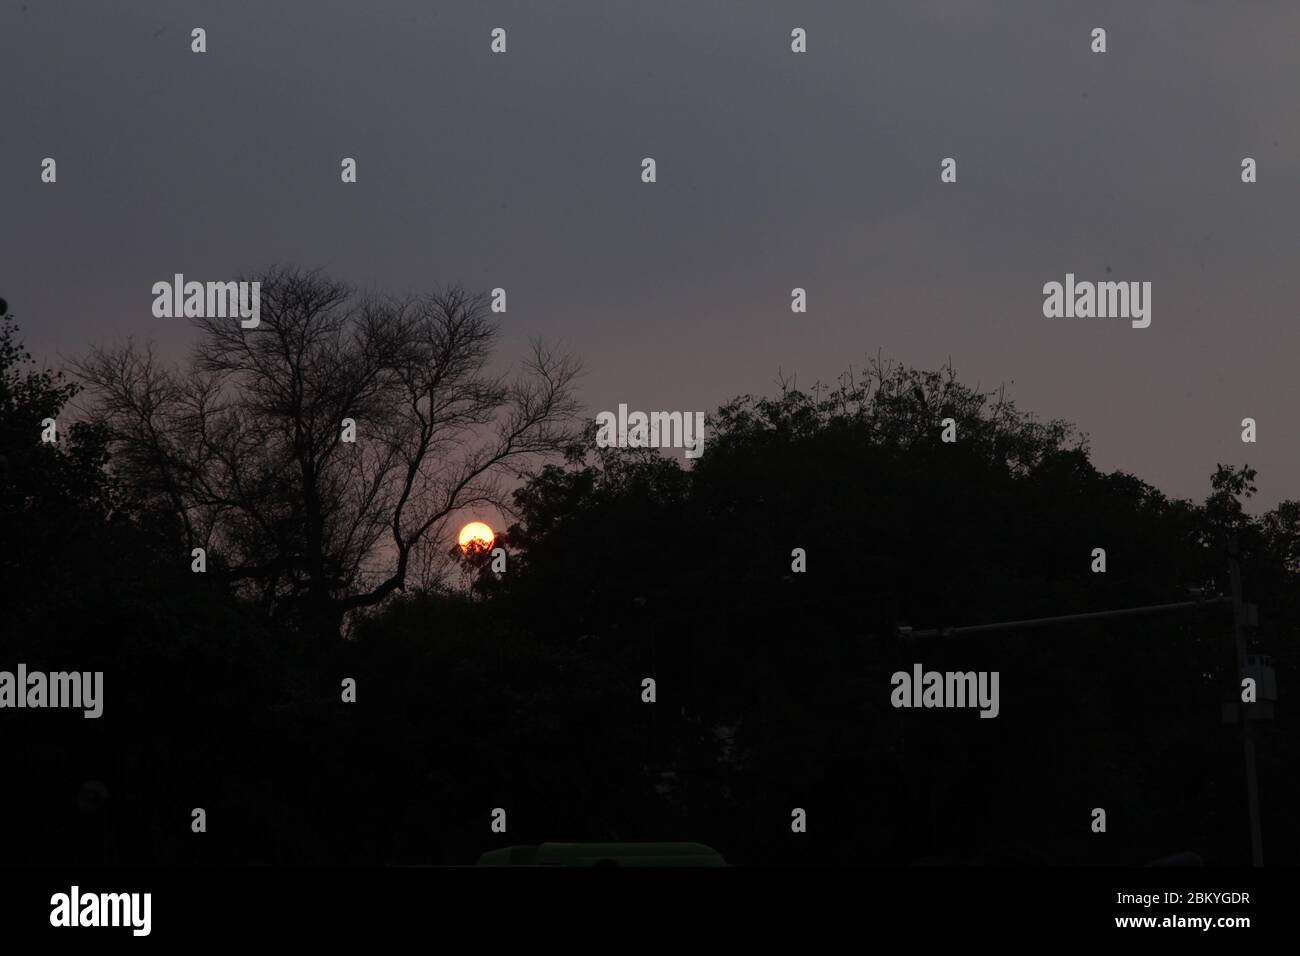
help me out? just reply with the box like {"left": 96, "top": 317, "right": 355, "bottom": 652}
{"left": 458, "top": 521, "right": 495, "bottom": 553}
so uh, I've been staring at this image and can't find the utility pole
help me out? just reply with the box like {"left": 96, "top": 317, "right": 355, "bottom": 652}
{"left": 900, "top": 567, "right": 1267, "bottom": 865}
{"left": 1227, "top": 535, "right": 1264, "bottom": 867}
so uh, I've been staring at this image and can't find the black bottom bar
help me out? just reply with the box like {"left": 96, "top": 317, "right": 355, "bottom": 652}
{"left": 2, "top": 865, "right": 1288, "bottom": 942}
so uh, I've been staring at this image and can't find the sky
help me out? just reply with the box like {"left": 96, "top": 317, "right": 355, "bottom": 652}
{"left": 3, "top": 0, "right": 1298, "bottom": 510}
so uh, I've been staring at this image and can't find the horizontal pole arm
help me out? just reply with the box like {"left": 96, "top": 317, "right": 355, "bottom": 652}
{"left": 902, "top": 596, "right": 1232, "bottom": 639}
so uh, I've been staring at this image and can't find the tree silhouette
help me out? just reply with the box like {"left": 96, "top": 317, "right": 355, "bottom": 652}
{"left": 478, "top": 357, "right": 1300, "bottom": 864}
{"left": 72, "top": 267, "right": 583, "bottom": 642}
{"left": 9, "top": 311, "right": 1297, "bottom": 864}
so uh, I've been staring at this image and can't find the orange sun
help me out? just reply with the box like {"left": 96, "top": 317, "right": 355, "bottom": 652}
{"left": 458, "top": 521, "right": 495, "bottom": 553}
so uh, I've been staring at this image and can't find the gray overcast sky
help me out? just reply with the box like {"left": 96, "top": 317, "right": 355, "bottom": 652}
{"left": 4, "top": 1, "right": 1297, "bottom": 509}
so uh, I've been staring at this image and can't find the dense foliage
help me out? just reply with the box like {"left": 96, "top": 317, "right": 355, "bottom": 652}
{"left": 4, "top": 317, "right": 1296, "bottom": 866}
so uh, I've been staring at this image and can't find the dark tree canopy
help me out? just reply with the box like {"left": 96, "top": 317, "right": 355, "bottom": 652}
{"left": 5, "top": 301, "right": 1297, "bottom": 866}
{"left": 469, "top": 357, "right": 1298, "bottom": 865}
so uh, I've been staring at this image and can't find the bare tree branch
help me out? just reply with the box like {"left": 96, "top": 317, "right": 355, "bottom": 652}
{"left": 71, "top": 267, "right": 584, "bottom": 640}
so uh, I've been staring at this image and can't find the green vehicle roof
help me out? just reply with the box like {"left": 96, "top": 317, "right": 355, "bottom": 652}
{"left": 476, "top": 842, "right": 726, "bottom": 866}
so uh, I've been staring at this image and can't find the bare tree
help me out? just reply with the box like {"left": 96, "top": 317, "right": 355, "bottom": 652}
{"left": 72, "top": 267, "right": 583, "bottom": 641}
